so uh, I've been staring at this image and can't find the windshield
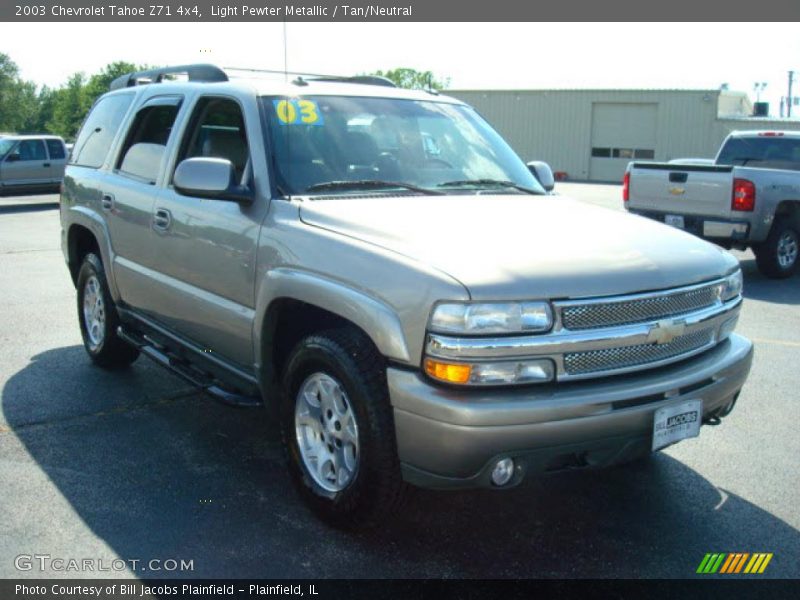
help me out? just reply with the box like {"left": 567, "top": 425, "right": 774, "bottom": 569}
{"left": 261, "top": 95, "right": 545, "bottom": 196}
{"left": 717, "top": 136, "right": 800, "bottom": 171}
{"left": 0, "top": 139, "right": 16, "bottom": 158}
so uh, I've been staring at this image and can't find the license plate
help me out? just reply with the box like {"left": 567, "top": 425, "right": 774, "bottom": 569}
{"left": 665, "top": 214, "right": 685, "bottom": 229}
{"left": 652, "top": 399, "right": 702, "bottom": 451}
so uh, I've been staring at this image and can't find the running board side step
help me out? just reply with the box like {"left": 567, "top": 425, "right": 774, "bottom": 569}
{"left": 117, "top": 327, "right": 263, "bottom": 408}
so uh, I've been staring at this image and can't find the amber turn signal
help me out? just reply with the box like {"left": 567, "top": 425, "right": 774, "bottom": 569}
{"left": 424, "top": 359, "right": 472, "bottom": 384}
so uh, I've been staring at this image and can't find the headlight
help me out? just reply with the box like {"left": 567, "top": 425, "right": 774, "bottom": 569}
{"left": 720, "top": 270, "right": 743, "bottom": 302}
{"left": 430, "top": 301, "right": 553, "bottom": 335}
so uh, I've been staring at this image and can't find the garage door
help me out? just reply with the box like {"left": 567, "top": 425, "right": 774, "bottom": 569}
{"left": 589, "top": 103, "right": 658, "bottom": 182}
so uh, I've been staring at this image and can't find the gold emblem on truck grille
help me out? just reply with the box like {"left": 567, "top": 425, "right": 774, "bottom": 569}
{"left": 646, "top": 319, "right": 687, "bottom": 345}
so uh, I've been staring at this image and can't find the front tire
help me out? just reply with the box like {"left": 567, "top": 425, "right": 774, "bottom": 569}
{"left": 280, "top": 328, "right": 407, "bottom": 529}
{"left": 76, "top": 253, "right": 139, "bottom": 368}
{"left": 754, "top": 220, "right": 799, "bottom": 279}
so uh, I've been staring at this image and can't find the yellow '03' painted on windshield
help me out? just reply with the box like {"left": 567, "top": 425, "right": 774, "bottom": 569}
{"left": 273, "top": 99, "right": 324, "bottom": 126}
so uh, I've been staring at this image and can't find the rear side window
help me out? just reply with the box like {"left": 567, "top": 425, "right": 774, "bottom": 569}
{"left": 717, "top": 136, "right": 800, "bottom": 171}
{"left": 70, "top": 93, "right": 134, "bottom": 168}
{"left": 116, "top": 96, "right": 182, "bottom": 183}
{"left": 46, "top": 139, "right": 65, "bottom": 160}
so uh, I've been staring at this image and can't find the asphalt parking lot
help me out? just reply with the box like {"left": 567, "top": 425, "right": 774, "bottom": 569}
{"left": 0, "top": 184, "right": 798, "bottom": 579}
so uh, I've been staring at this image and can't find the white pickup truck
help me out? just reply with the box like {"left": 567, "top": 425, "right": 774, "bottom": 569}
{"left": 625, "top": 130, "right": 800, "bottom": 278}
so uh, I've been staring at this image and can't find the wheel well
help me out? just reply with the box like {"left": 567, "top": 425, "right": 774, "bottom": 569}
{"left": 261, "top": 299, "right": 373, "bottom": 389}
{"left": 67, "top": 225, "right": 100, "bottom": 285}
{"left": 775, "top": 200, "right": 800, "bottom": 227}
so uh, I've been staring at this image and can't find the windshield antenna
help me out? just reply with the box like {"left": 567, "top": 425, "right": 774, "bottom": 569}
{"left": 282, "top": 20, "right": 288, "bottom": 82}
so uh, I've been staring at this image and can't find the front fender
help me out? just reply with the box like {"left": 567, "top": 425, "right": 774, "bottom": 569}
{"left": 253, "top": 268, "right": 412, "bottom": 371}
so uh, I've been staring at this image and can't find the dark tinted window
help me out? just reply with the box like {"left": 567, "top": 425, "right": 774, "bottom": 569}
{"left": 591, "top": 147, "right": 611, "bottom": 157}
{"left": 634, "top": 149, "right": 655, "bottom": 159}
{"left": 70, "top": 93, "right": 134, "bottom": 168}
{"left": 175, "top": 97, "right": 250, "bottom": 184}
{"left": 17, "top": 140, "right": 47, "bottom": 161}
{"left": 46, "top": 139, "right": 65, "bottom": 159}
{"left": 717, "top": 136, "right": 800, "bottom": 171}
{"left": 116, "top": 97, "right": 182, "bottom": 183}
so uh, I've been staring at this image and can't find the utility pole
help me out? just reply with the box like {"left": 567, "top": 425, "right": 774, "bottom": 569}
{"left": 789, "top": 71, "right": 795, "bottom": 118}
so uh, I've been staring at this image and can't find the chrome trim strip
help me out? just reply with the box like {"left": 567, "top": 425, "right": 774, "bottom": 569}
{"left": 554, "top": 277, "right": 726, "bottom": 310}
{"left": 425, "top": 298, "right": 741, "bottom": 381}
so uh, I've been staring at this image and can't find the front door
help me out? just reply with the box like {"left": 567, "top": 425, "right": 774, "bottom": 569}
{"left": 2, "top": 139, "right": 50, "bottom": 187}
{"left": 144, "top": 95, "right": 268, "bottom": 368}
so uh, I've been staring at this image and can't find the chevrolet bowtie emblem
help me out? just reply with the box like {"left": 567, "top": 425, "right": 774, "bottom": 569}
{"left": 669, "top": 187, "right": 686, "bottom": 195}
{"left": 647, "top": 319, "right": 686, "bottom": 345}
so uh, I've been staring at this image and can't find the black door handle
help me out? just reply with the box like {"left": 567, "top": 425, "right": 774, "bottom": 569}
{"left": 43, "top": 162, "right": 51, "bottom": 167}
{"left": 101, "top": 193, "right": 114, "bottom": 211}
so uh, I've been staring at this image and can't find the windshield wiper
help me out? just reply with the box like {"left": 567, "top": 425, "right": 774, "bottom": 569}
{"left": 305, "top": 180, "right": 443, "bottom": 196}
{"left": 437, "top": 179, "right": 543, "bottom": 195}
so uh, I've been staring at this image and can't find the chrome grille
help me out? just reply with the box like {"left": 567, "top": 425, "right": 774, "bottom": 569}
{"left": 561, "top": 283, "right": 721, "bottom": 330}
{"left": 563, "top": 329, "right": 714, "bottom": 376}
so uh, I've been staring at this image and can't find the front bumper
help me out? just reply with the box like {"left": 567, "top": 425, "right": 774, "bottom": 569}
{"left": 389, "top": 334, "right": 753, "bottom": 489}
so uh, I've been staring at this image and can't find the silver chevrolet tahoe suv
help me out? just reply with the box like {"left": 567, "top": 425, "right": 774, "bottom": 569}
{"left": 60, "top": 65, "right": 753, "bottom": 528}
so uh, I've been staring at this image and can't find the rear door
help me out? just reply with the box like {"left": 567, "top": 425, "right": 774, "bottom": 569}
{"left": 628, "top": 163, "right": 735, "bottom": 219}
{"left": 1, "top": 139, "right": 50, "bottom": 186}
{"left": 102, "top": 94, "right": 185, "bottom": 310}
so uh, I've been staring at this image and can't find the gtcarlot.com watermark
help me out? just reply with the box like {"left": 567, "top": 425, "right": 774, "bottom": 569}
{"left": 15, "top": 554, "right": 194, "bottom": 573}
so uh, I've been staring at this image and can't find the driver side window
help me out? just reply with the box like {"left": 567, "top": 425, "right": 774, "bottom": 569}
{"left": 175, "top": 97, "right": 251, "bottom": 186}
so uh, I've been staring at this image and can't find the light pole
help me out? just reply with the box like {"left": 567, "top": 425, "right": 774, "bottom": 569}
{"left": 753, "top": 82, "right": 767, "bottom": 102}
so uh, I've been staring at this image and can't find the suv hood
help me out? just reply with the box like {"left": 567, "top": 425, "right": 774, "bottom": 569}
{"left": 299, "top": 194, "right": 738, "bottom": 300}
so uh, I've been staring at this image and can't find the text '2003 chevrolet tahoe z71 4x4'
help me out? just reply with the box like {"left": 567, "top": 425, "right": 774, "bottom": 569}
{"left": 61, "top": 65, "right": 753, "bottom": 527}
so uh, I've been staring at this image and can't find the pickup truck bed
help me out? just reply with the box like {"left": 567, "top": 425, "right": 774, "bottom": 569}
{"left": 625, "top": 131, "right": 800, "bottom": 279}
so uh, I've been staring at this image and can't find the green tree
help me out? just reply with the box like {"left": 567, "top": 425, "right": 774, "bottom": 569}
{"left": 368, "top": 68, "right": 450, "bottom": 91}
{"left": 0, "top": 52, "right": 32, "bottom": 133}
{"left": 82, "top": 61, "right": 137, "bottom": 111}
{"left": 48, "top": 72, "right": 87, "bottom": 140}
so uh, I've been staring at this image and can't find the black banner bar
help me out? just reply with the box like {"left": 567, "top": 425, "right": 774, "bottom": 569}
{"left": 1, "top": 0, "right": 799, "bottom": 22}
{"left": 2, "top": 579, "right": 800, "bottom": 600}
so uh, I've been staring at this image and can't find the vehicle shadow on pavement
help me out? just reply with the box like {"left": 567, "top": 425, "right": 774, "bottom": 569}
{"left": 3, "top": 346, "right": 799, "bottom": 579}
{"left": 0, "top": 202, "right": 59, "bottom": 215}
{"left": 739, "top": 256, "right": 800, "bottom": 306}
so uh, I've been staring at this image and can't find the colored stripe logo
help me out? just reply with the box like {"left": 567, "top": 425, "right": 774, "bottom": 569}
{"left": 697, "top": 553, "right": 773, "bottom": 574}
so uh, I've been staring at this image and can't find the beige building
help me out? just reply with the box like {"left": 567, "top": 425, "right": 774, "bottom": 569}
{"left": 448, "top": 88, "right": 800, "bottom": 182}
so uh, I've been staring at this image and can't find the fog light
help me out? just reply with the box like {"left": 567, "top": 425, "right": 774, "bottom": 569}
{"left": 491, "top": 458, "right": 515, "bottom": 486}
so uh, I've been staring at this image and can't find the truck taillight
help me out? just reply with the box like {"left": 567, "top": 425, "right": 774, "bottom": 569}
{"left": 732, "top": 179, "right": 755, "bottom": 212}
{"left": 622, "top": 171, "right": 630, "bottom": 202}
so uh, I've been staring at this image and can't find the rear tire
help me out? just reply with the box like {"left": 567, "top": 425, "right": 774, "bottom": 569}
{"left": 280, "top": 327, "right": 407, "bottom": 529}
{"left": 754, "top": 219, "right": 799, "bottom": 279}
{"left": 76, "top": 253, "right": 139, "bottom": 369}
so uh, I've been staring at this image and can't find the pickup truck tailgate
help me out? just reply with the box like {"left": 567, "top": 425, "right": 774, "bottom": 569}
{"left": 627, "top": 163, "right": 734, "bottom": 219}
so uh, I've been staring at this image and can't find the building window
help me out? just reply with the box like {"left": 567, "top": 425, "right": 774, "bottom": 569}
{"left": 593, "top": 147, "right": 655, "bottom": 160}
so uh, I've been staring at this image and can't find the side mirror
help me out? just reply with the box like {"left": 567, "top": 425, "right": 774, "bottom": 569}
{"left": 173, "top": 157, "right": 253, "bottom": 203}
{"left": 527, "top": 161, "right": 555, "bottom": 192}
{"left": 5, "top": 152, "right": 20, "bottom": 162}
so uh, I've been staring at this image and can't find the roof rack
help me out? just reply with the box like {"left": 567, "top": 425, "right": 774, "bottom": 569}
{"left": 109, "top": 64, "right": 397, "bottom": 91}
{"left": 224, "top": 67, "right": 396, "bottom": 88}
{"left": 109, "top": 64, "right": 228, "bottom": 91}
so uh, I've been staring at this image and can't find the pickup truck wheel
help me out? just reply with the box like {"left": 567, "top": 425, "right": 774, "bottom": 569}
{"left": 280, "top": 328, "right": 407, "bottom": 529}
{"left": 76, "top": 253, "right": 139, "bottom": 368}
{"left": 754, "top": 220, "right": 799, "bottom": 279}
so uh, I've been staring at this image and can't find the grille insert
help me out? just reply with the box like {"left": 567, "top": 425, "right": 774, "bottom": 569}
{"left": 561, "top": 284, "right": 721, "bottom": 331}
{"left": 563, "top": 329, "right": 714, "bottom": 376}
